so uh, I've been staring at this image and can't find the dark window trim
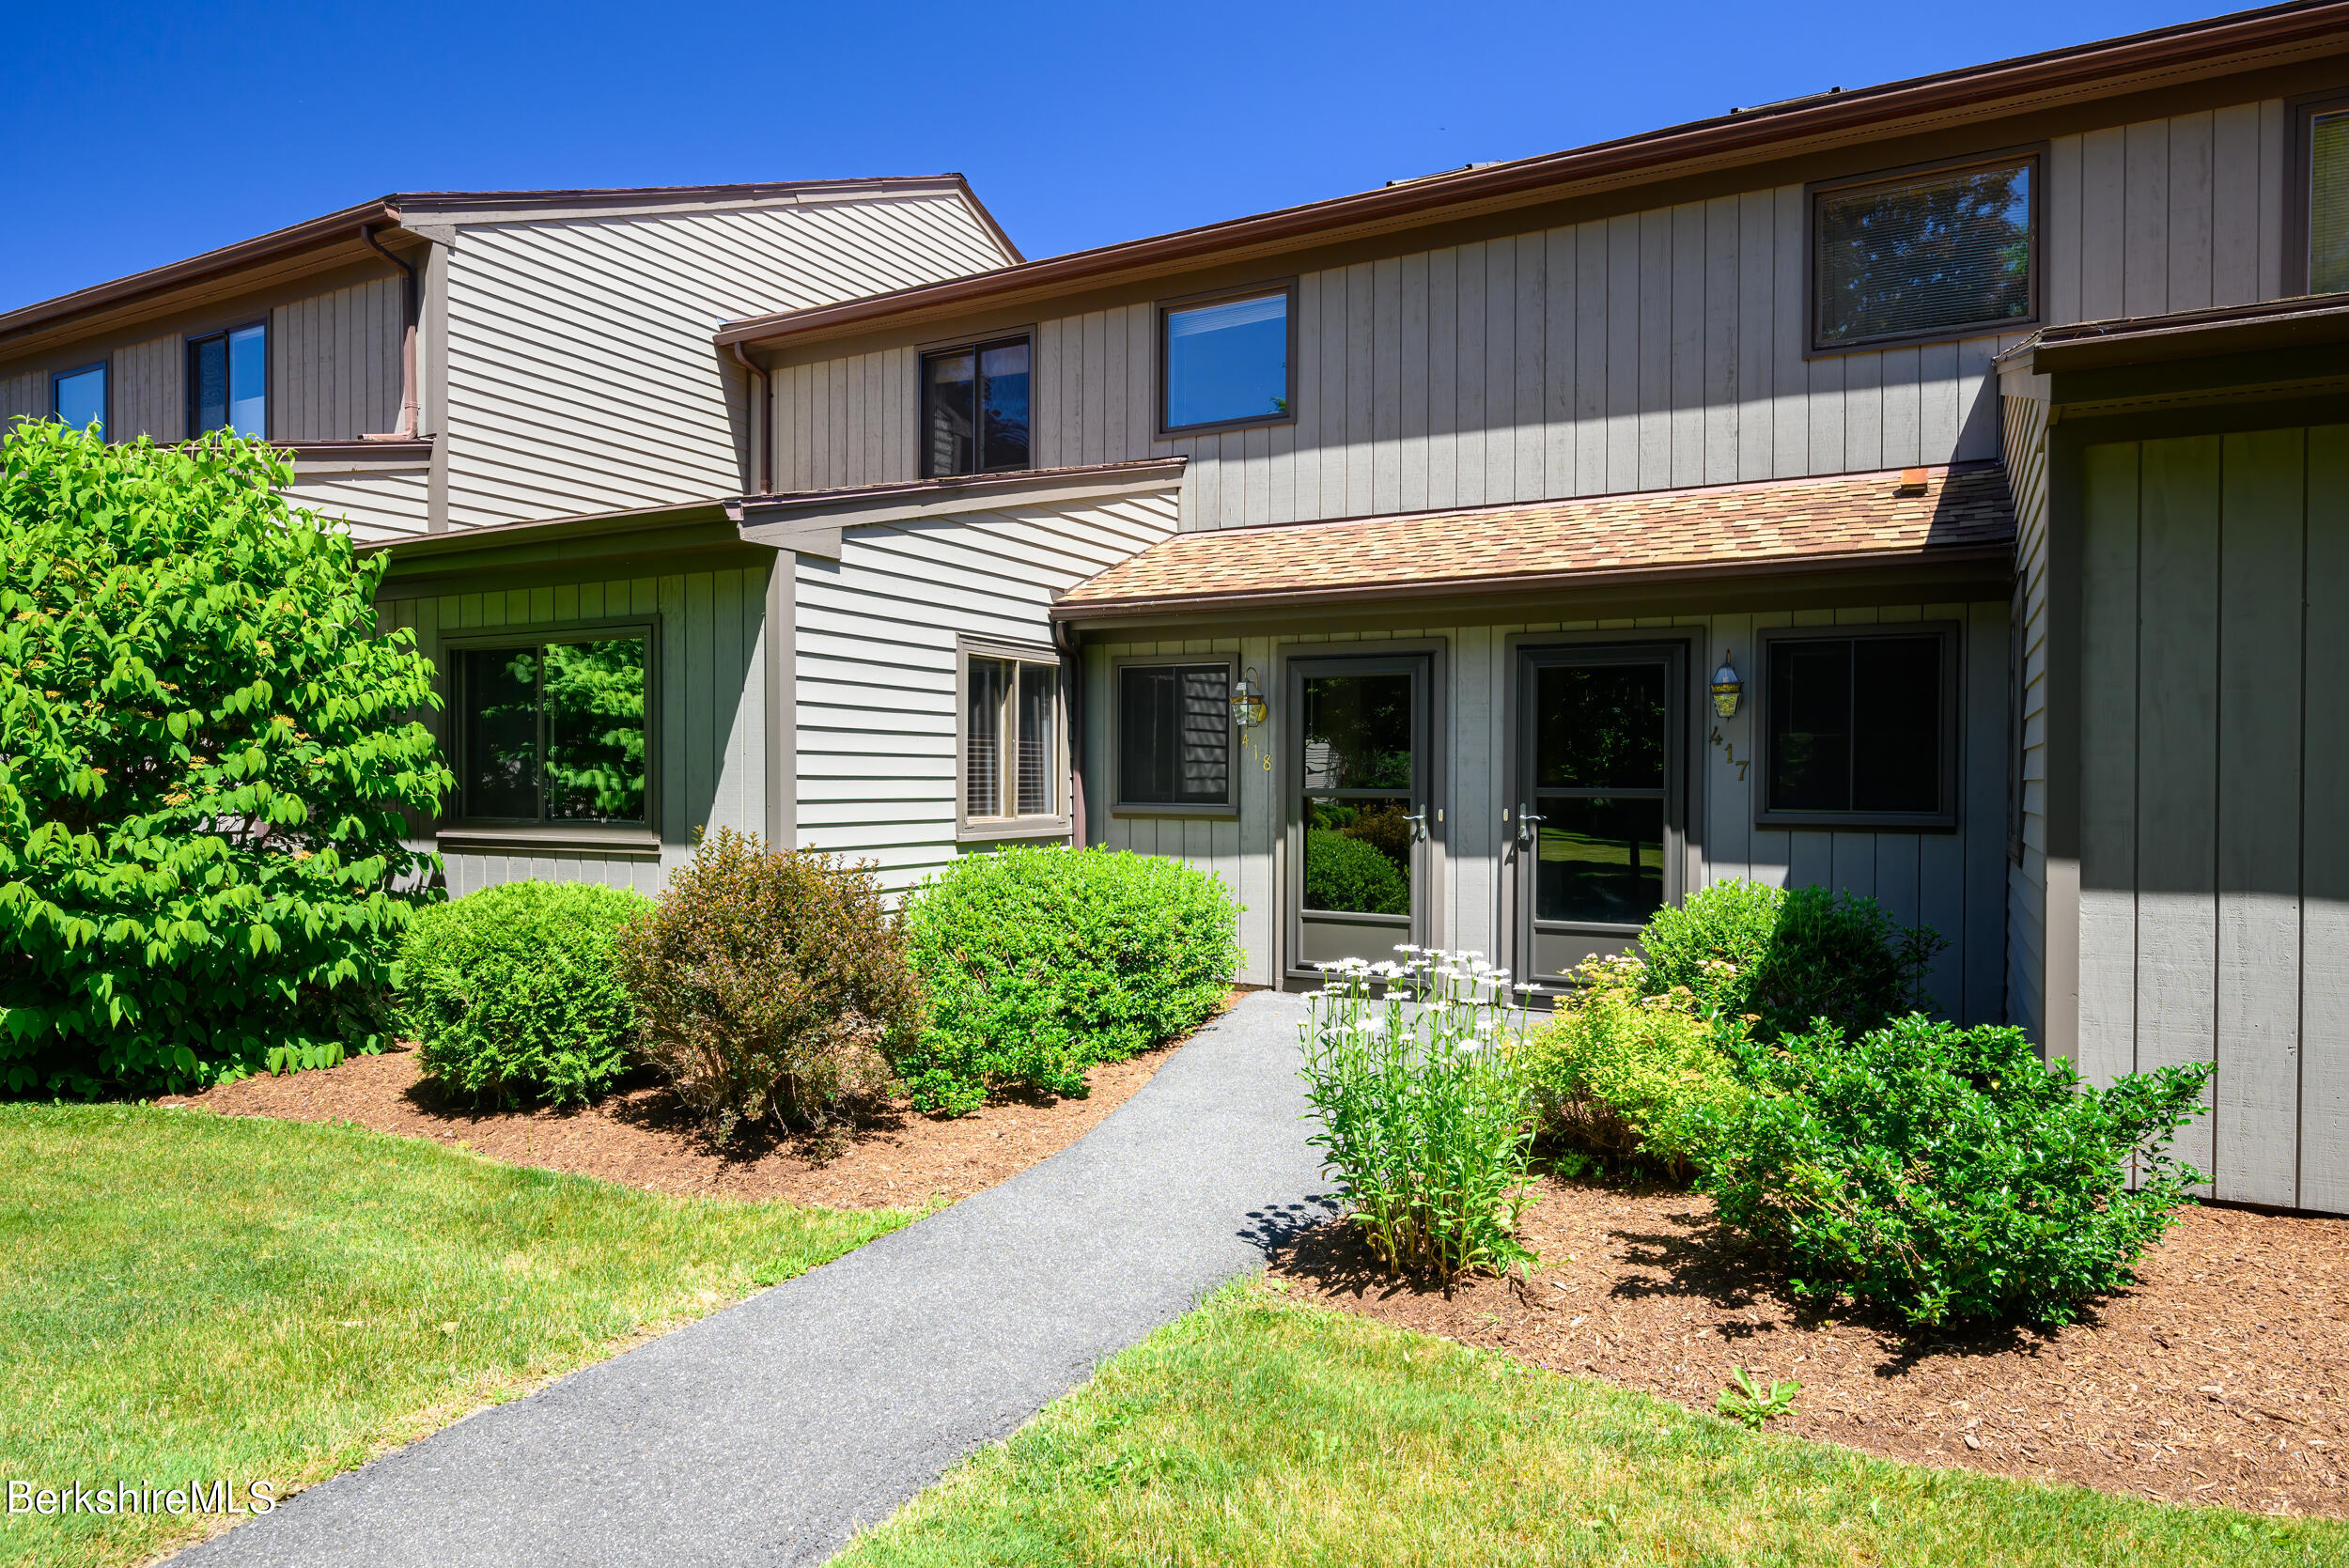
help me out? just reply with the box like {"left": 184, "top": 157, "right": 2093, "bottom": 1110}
{"left": 955, "top": 632, "right": 1070, "bottom": 843}
{"left": 918, "top": 331, "right": 1034, "bottom": 480}
{"left": 184, "top": 319, "right": 271, "bottom": 441}
{"left": 1752, "top": 620, "right": 1963, "bottom": 831}
{"left": 50, "top": 360, "right": 108, "bottom": 432}
{"left": 1108, "top": 652, "right": 1240, "bottom": 818}
{"left": 2285, "top": 87, "right": 2349, "bottom": 297}
{"left": 1803, "top": 145, "right": 2045, "bottom": 359}
{"left": 442, "top": 618, "right": 660, "bottom": 831}
{"left": 1156, "top": 277, "right": 1299, "bottom": 438}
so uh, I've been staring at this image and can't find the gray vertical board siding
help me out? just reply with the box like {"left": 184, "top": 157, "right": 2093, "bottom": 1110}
{"left": 2077, "top": 442, "right": 2140, "bottom": 1086}
{"left": 2003, "top": 391, "right": 2053, "bottom": 1044}
{"left": 442, "top": 192, "right": 1010, "bottom": 531}
{"left": 272, "top": 275, "right": 403, "bottom": 442}
{"left": 2305, "top": 427, "right": 2349, "bottom": 1215}
{"left": 794, "top": 489, "right": 1177, "bottom": 897}
{"left": 2215, "top": 428, "right": 2305, "bottom": 1207}
{"left": 110, "top": 333, "right": 183, "bottom": 442}
{"left": 0, "top": 369, "right": 42, "bottom": 430}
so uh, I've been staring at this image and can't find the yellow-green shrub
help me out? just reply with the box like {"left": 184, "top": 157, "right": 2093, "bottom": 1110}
{"left": 1513, "top": 955, "right": 1745, "bottom": 1178}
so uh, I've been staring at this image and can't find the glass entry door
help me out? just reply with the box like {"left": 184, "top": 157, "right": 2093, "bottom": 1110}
{"left": 1516, "top": 644, "right": 1684, "bottom": 985}
{"left": 1289, "top": 656, "right": 1431, "bottom": 973}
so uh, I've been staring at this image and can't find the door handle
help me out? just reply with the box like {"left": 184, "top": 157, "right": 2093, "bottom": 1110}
{"left": 1404, "top": 807, "right": 1430, "bottom": 842}
{"left": 1516, "top": 800, "right": 1546, "bottom": 847}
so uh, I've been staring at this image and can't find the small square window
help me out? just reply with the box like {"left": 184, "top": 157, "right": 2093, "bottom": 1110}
{"left": 1811, "top": 155, "right": 2036, "bottom": 351}
{"left": 1756, "top": 628, "right": 1958, "bottom": 829}
{"left": 188, "top": 323, "right": 269, "bottom": 439}
{"left": 1117, "top": 661, "right": 1232, "bottom": 809}
{"left": 456, "top": 633, "right": 650, "bottom": 825}
{"left": 52, "top": 364, "right": 104, "bottom": 433}
{"left": 960, "top": 641, "right": 1066, "bottom": 837}
{"left": 1160, "top": 285, "right": 1293, "bottom": 434}
{"left": 921, "top": 335, "right": 1030, "bottom": 478}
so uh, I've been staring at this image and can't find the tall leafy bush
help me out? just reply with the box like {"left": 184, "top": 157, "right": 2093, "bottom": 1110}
{"left": 900, "top": 846, "right": 1239, "bottom": 1113}
{"left": 0, "top": 425, "right": 448, "bottom": 1095}
{"left": 1300, "top": 950, "right": 1535, "bottom": 1279}
{"left": 401, "top": 880, "right": 649, "bottom": 1108}
{"left": 614, "top": 829, "right": 923, "bottom": 1138}
{"left": 1639, "top": 879, "right": 1943, "bottom": 1040}
{"left": 1700, "top": 1016, "right": 2212, "bottom": 1327}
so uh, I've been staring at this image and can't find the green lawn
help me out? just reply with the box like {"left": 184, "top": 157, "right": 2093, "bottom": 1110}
{"left": 0, "top": 1103, "right": 913, "bottom": 1568}
{"left": 839, "top": 1284, "right": 2345, "bottom": 1568}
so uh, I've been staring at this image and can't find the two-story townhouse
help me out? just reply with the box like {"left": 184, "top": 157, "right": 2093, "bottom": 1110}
{"left": 686, "top": 2, "right": 2349, "bottom": 1211}
{"left": 0, "top": 174, "right": 1022, "bottom": 892}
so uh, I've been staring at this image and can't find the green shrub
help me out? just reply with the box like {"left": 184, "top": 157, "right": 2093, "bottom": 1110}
{"left": 0, "top": 425, "right": 449, "bottom": 1096}
{"left": 1699, "top": 1016, "right": 2212, "bottom": 1327}
{"left": 900, "top": 846, "right": 1240, "bottom": 1113}
{"left": 401, "top": 880, "right": 649, "bottom": 1108}
{"left": 1303, "top": 829, "right": 1409, "bottom": 916}
{"left": 1299, "top": 950, "right": 1535, "bottom": 1279}
{"left": 614, "top": 829, "right": 924, "bottom": 1139}
{"left": 1639, "top": 879, "right": 1943, "bottom": 1040}
{"left": 1514, "top": 955, "right": 1746, "bottom": 1178}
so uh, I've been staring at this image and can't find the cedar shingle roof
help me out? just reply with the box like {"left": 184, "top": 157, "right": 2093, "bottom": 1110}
{"left": 1054, "top": 463, "right": 2013, "bottom": 616}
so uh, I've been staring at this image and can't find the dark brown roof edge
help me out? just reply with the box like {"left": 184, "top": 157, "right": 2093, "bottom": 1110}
{"left": 1, "top": 174, "right": 1017, "bottom": 349}
{"left": 719, "top": 1, "right": 2349, "bottom": 349}
{"left": 361, "top": 498, "right": 731, "bottom": 558}
{"left": 734, "top": 456, "right": 1188, "bottom": 515}
{"left": 2029, "top": 292, "right": 2349, "bottom": 371}
{"left": 1052, "top": 541, "right": 2017, "bottom": 622}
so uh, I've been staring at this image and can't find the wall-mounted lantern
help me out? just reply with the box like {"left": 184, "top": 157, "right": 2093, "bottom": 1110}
{"left": 1710, "top": 651, "right": 1743, "bottom": 719}
{"left": 1232, "top": 667, "right": 1268, "bottom": 728}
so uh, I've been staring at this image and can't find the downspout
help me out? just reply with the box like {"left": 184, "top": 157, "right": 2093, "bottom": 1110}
{"left": 1052, "top": 619, "right": 1086, "bottom": 848}
{"left": 359, "top": 222, "right": 420, "bottom": 440}
{"left": 730, "top": 341, "right": 771, "bottom": 495}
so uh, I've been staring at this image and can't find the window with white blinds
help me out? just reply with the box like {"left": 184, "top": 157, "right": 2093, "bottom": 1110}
{"left": 2311, "top": 106, "right": 2349, "bottom": 296}
{"left": 1812, "top": 154, "right": 2036, "bottom": 350}
{"left": 961, "top": 644, "right": 1063, "bottom": 831}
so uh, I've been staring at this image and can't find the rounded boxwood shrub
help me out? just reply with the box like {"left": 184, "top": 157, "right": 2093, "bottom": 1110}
{"left": 1699, "top": 1016, "right": 2212, "bottom": 1327}
{"left": 614, "top": 829, "right": 923, "bottom": 1139}
{"left": 0, "top": 424, "right": 449, "bottom": 1096}
{"left": 1638, "top": 878, "right": 1943, "bottom": 1040}
{"left": 402, "top": 880, "right": 650, "bottom": 1108}
{"left": 1303, "top": 829, "right": 1408, "bottom": 917}
{"left": 900, "top": 846, "right": 1241, "bottom": 1114}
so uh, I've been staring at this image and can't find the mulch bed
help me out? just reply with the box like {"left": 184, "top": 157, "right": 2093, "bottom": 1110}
{"left": 154, "top": 1001, "right": 1241, "bottom": 1209}
{"left": 1272, "top": 1175, "right": 2349, "bottom": 1518}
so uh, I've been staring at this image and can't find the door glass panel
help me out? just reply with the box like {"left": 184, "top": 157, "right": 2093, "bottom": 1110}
{"left": 1534, "top": 796, "right": 1664, "bottom": 925}
{"left": 1301, "top": 674, "right": 1412, "bottom": 789}
{"left": 1299, "top": 671, "right": 1416, "bottom": 918}
{"left": 1304, "top": 797, "right": 1412, "bottom": 914}
{"left": 1534, "top": 663, "right": 1665, "bottom": 788}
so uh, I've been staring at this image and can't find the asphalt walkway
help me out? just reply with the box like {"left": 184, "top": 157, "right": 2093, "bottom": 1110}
{"left": 175, "top": 989, "right": 1325, "bottom": 1568}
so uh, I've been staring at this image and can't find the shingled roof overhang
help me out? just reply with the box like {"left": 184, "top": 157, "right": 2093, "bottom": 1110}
{"left": 719, "top": 3, "right": 2349, "bottom": 351}
{"left": 1051, "top": 464, "right": 2015, "bottom": 625}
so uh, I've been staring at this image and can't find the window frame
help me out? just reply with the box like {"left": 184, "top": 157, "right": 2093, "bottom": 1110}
{"left": 2285, "top": 87, "right": 2349, "bottom": 297}
{"left": 443, "top": 619, "right": 661, "bottom": 831}
{"left": 954, "top": 633, "right": 1070, "bottom": 842}
{"left": 917, "top": 331, "right": 1035, "bottom": 480}
{"left": 1110, "top": 652, "right": 1240, "bottom": 818}
{"left": 1156, "top": 278, "right": 1299, "bottom": 438}
{"left": 1803, "top": 146, "right": 2045, "bottom": 358}
{"left": 1751, "top": 621, "right": 1963, "bottom": 831}
{"left": 185, "top": 319, "right": 271, "bottom": 440}
{"left": 50, "top": 361, "right": 107, "bottom": 432}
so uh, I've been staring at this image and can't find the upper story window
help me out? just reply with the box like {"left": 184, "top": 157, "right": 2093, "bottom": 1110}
{"left": 921, "top": 334, "right": 1030, "bottom": 478}
{"left": 959, "top": 638, "right": 1066, "bottom": 839}
{"left": 52, "top": 364, "right": 104, "bottom": 433}
{"left": 1756, "top": 625, "right": 1959, "bottom": 830}
{"left": 1159, "top": 283, "right": 1293, "bottom": 434}
{"left": 2302, "top": 96, "right": 2349, "bottom": 295}
{"left": 1811, "top": 153, "right": 2036, "bottom": 352}
{"left": 1116, "top": 660, "right": 1233, "bottom": 811}
{"left": 188, "top": 323, "right": 268, "bottom": 439}
{"left": 455, "top": 631, "right": 650, "bottom": 825}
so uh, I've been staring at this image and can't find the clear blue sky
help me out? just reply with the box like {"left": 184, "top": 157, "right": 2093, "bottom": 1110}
{"left": 3, "top": 0, "right": 2223, "bottom": 314}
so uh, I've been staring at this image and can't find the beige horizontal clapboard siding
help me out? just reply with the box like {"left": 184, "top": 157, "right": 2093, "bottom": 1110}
{"left": 285, "top": 468, "right": 432, "bottom": 541}
{"left": 376, "top": 563, "right": 778, "bottom": 897}
{"left": 794, "top": 489, "right": 1180, "bottom": 896}
{"left": 776, "top": 98, "right": 2292, "bottom": 533}
{"left": 444, "top": 193, "right": 1012, "bottom": 531}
